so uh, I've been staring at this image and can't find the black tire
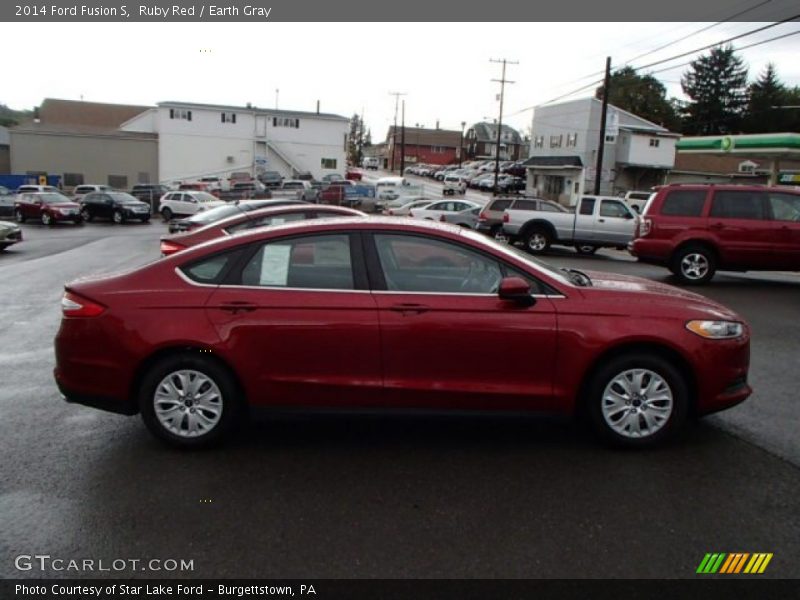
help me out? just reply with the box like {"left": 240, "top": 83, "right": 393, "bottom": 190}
{"left": 81, "top": 208, "right": 93, "bottom": 222}
{"left": 585, "top": 353, "right": 689, "bottom": 448}
{"left": 112, "top": 209, "right": 125, "bottom": 224}
{"left": 138, "top": 353, "right": 243, "bottom": 449}
{"left": 141, "top": 216, "right": 151, "bottom": 224}
{"left": 576, "top": 244, "right": 598, "bottom": 255}
{"left": 41, "top": 212, "right": 54, "bottom": 227}
{"left": 161, "top": 207, "right": 173, "bottom": 221}
{"left": 523, "top": 227, "right": 551, "bottom": 254}
{"left": 15, "top": 209, "right": 25, "bottom": 223}
{"left": 670, "top": 244, "right": 716, "bottom": 285}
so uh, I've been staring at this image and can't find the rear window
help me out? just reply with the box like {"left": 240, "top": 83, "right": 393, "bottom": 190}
{"left": 488, "top": 199, "right": 513, "bottom": 212}
{"left": 660, "top": 190, "right": 707, "bottom": 217}
{"left": 511, "top": 200, "right": 538, "bottom": 211}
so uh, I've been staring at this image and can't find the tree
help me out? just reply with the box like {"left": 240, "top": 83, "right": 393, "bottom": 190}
{"left": 742, "top": 63, "right": 790, "bottom": 133}
{"left": 681, "top": 45, "right": 749, "bottom": 135}
{"left": 595, "top": 67, "right": 680, "bottom": 131}
{"left": 347, "top": 113, "right": 366, "bottom": 166}
{"left": 0, "top": 103, "right": 32, "bottom": 127}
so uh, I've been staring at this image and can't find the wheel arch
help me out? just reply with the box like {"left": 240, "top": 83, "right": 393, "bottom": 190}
{"left": 574, "top": 341, "right": 698, "bottom": 417}
{"left": 129, "top": 345, "right": 247, "bottom": 412}
{"left": 670, "top": 238, "right": 720, "bottom": 265}
{"left": 519, "top": 219, "right": 558, "bottom": 241}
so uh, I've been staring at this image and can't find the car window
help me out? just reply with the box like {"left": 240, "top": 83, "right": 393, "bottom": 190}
{"left": 710, "top": 190, "right": 767, "bottom": 220}
{"left": 539, "top": 201, "right": 566, "bottom": 213}
{"left": 600, "top": 200, "right": 630, "bottom": 218}
{"left": 240, "top": 234, "right": 353, "bottom": 290}
{"left": 226, "top": 211, "right": 308, "bottom": 234}
{"left": 579, "top": 198, "right": 596, "bottom": 215}
{"left": 427, "top": 202, "right": 447, "bottom": 211}
{"left": 767, "top": 192, "right": 800, "bottom": 222}
{"left": 374, "top": 234, "right": 503, "bottom": 294}
{"left": 181, "top": 250, "right": 241, "bottom": 284}
{"left": 660, "top": 190, "right": 707, "bottom": 217}
{"left": 512, "top": 200, "right": 538, "bottom": 211}
{"left": 489, "top": 199, "right": 513, "bottom": 212}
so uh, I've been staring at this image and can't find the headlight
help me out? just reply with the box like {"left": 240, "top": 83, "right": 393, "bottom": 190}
{"left": 686, "top": 320, "right": 744, "bottom": 339}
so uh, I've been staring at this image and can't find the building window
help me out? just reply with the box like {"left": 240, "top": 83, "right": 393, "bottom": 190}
{"left": 169, "top": 108, "right": 192, "bottom": 121}
{"left": 108, "top": 175, "right": 128, "bottom": 189}
{"left": 605, "top": 134, "right": 616, "bottom": 144}
{"left": 273, "top": 117, "right": 299, "bottom": 128}
{"left": 221, "top": 112, "right": 237, "bottom": 124}
{"left": 649, "top": 138, "right": 660, "bottom": 147}
{"left": 549, "top": 134, "right": 563, "bottom": 148}
{"left": 431, "top": 146, "right": 446, "bottom": 153}
{"left": 566, "top": 133, "right": 578, "bottom": 147}
{"left": 321, "top": 158, "right": 337, "bottom": 170}
{"left": 63, "top": 173, "right": 84, "bottom": 187}
{"left": 534, "top": 136, "right": 544, "bottom": 149}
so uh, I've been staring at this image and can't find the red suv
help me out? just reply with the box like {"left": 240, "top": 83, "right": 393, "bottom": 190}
{"left": 15, "top": 192, "right": 83, "bottom": 226}
{"left": 630, "top": 184, "right": 800, "bottom": 284}
{"left": 55, "top": 218, "right": 751, "bottom": 449}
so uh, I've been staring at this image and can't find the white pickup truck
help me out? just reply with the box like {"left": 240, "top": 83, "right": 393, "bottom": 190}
{"left": 502, "top": 195, "right": 638, "bottom": 255}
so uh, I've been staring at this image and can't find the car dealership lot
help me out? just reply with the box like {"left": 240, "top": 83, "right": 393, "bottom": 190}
{"left": 1, "top": 221, "right": 800, "bottom": 578}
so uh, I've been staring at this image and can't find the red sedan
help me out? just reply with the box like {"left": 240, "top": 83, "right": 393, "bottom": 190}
{"left": 54, "top": 218, "right": 751, "bottom": 448}
{"left": 159, "top": 204, "right": 365, "bottom": 256}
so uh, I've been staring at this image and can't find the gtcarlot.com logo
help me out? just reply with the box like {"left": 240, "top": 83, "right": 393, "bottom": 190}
{"left": 696, "top": 552, "right": 773, "bottom": 574}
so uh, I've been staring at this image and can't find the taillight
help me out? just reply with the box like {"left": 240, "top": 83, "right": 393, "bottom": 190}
{"left": 478, "top": 211, "right": 488, "bottom": 222}
{"left": 160, "top": 240, "right": 186, "bottom": 255}
{"left": 641, "top": 218, "right": 652, "bottom": 237}
{"left": 61, "top": 291, "right": 105, "bottom": 318}
{"left": 502, "top": 213, "right": 510, "bottom": 223}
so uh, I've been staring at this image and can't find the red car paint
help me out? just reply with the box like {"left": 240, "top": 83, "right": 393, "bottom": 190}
{"left": 54, "top": 218, "right": 751, "bottom": 443}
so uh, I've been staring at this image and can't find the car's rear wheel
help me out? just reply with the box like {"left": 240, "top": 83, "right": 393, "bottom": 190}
{"left": 586, "top": 353, "right": 688, "bottom": 447}
{"left": 15, "top": 209, "right": 25, "bottom": 223}
{"left": 670, "top": 245, "right": 716, "bottom": 285}
{"left": 113, "top": 210, "right": 125, "bottom": 224}
{"left": 576, "top": 244, "right": 598, "bottom": 255}
{"left": 523, "top": 228, "right": 551, "bottom": 254}
{"left": 161, "top": 207, "right": 173, "bottom": 221}
{"left": 139, "top": 354, "right": 243, "bottom": 448}
{"left": 41, "top": 212, "right": 53, "bottom": 227}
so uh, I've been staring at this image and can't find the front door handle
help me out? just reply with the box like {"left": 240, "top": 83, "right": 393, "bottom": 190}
{"left": 597, "top": 218, "right": 605, "bottom": 223}
{"left": 219, "top": 301, "right": 257, "bottom": 314}
{"left": 389, "top": 303, "right": 430, "bottom": 315}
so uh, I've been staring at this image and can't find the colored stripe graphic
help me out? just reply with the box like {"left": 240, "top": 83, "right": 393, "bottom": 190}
{"left": 720, "top": 553, "right": 749, "bottom": 573}
{"left": 697, "top": 553, "right": 727, "bottom": 573}
{"left": 744, "top": 553, "right": 773, "bottom": 574}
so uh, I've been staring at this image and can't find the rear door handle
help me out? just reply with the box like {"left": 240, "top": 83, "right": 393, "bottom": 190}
{"left": 389, "top": 303, "right": 430, "bottom": 315}
{"left": 220, "top": 301, "right": 257, "bottom": 314}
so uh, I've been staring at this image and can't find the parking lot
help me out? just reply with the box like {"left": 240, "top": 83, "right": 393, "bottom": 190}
{"left": 1, "top": 215, "right": 800, "bottom": 579}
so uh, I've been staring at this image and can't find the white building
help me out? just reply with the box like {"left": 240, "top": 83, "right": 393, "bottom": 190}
{"left": 121, "top": 101, "right": 349, "bottom": 182}
{"left": 524, "top": 97, "right": 678, "bottom": 206}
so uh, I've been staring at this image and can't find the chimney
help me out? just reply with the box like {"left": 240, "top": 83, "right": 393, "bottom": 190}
{"left": 436, "top": 120, "right": 439, "bottom": 130}
{"left": 316, "top": 100, "right": 320, "bottom": 114}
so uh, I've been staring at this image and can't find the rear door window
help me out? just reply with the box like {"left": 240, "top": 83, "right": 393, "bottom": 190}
{"left": 660, "top": 190, "right": 707, "bottom": 216}
{"left": 579, "top": 198, "right": 596, "bottom": 215}
{"left": 710, "top": 190, "right": 768, "bottom": 220}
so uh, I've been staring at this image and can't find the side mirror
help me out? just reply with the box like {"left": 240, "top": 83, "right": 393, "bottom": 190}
{"left": 498, "top": 276, "right": 536, "bottom": 307}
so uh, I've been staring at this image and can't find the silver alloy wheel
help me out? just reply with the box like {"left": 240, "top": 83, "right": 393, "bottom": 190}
{"left": 41, "top": 212, "right": 51, "bottom": 225}
{"left": 601, "top": 368, "right": 673, "bottom": 439}
{"left": 527, "top": 232, "right": 547, "bottom": 252}
{"left": 113, "top": 211, "right": 123, "bottom": 223}
{"left": 680, "top": 253, "right": 709, "bottom": 280}
{"left": 154, "top": 369, "right": 223, "bottom": 438}
{"left": 15, "top": 210, "right": 24, "bottom": 223}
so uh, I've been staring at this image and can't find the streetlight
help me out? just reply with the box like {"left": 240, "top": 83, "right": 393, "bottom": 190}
{"left": 459, "top": 121, "right": 466, "bottom": 167}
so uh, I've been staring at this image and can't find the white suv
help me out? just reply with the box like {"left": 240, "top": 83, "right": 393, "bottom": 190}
{"left": 158, "top": 191, "right": 225, "bottom": 220}
{"left": 443, "top": 174, "right": 467, "bottom": 195}
{"left": 73, "top": 184, "right": 113, "bottom": 199}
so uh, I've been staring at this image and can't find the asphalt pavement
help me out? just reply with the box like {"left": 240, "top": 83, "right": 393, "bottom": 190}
{"left": 1, "top": 213, "right": 799, "bottom": 579}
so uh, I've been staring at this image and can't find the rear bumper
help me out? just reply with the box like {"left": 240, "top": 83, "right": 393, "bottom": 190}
{"left": 55, "top": 371, "right": 137, "bottom": 415}
{"left": 629, "top": 238, "right": 671, "bottom": 264}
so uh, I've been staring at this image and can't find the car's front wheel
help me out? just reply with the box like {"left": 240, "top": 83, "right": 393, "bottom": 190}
{"left": 81, "top": 208, "right": 93, "bottom": 222}
{"left": 139, "top": 354, "right": 243, "bottom": 448}
{"left": 586, "top": 353, "right": 688, "bottom": 447}
{"left": 161, "top": 207, "right": 173, "bottom": 221}
{"left": 15, "top": 209, "right": 25, "bottom": 223}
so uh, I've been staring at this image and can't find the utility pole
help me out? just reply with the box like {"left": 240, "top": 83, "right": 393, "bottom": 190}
{"left": 400, "top": 100, "right": 406, "bottom": 175}
{"left": 389, "top": 91, "right": 406, "bottom": 172}
{"left": 275, "top": 88, "right": 279, "bottom": 110}
{"left": 594, "top": 56, "right": 612, "bottom": 195}
{"left": 490, "top": 58, "right": 518, "bottom": 195}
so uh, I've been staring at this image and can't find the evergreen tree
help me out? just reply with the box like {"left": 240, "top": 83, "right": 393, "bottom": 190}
{"left": 743, "top": 63, "right": 789, "bottom": 133}
{"left": 681, "top": 45, "right": 749, "bottom": 134}
{"left": 595, "top": 67, "right": 680, "bottom": 131}
{"left": 347, "top": 113, "right": 365, "bottom": 166}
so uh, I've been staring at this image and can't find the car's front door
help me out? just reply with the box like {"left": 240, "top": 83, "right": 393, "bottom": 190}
{"left": 594, "top": 199, "right": 636, "bottom": 245}
{"left": 204, "top": 232, "right": 382, "bottom": 408}
{"left": 367, "top": 232, "right": 559, "bottom": 411}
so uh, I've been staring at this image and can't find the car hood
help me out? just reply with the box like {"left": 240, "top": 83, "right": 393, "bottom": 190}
{"left": 51, "top": 202, "right": 80, "bottom": 209}
{"left": 582, "top": 270, "right": 739, "bottom": 320}
{"left": 120, "top": 201, "right": 149, "bottom": 207}
{"left": 0, "top": 220, "right": 20, "bottom": 230}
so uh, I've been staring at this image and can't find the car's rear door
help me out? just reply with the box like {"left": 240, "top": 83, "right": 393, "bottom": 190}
{"left": 708, "top": 189, "right": 774, "bottom": 268}
{"left": 204, "top": 232, "right": 382, "bottom": 408}
{"left": 766, "top": 190, "right": 800, "bottom": 270}
{"left": 366, "top": 232, "right": 558, "bottom": 411}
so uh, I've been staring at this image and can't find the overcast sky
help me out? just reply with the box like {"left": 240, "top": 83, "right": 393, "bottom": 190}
{"left": 2, "top": 21, "right": 799, "bottom": 139}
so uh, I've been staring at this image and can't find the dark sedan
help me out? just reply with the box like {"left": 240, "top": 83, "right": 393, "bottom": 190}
{"left": 167, "top": 199, "right": 308, "bottom": 233}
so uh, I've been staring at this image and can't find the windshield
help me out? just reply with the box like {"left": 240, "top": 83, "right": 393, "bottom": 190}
{"left": 187, "top": 204, "right": 243, "bottom": 224}
{"left": 37, "top": 193, "right": 73, "bottom": 204}
{"left": 109, "top": 192, "right": 140, "bottom": 203}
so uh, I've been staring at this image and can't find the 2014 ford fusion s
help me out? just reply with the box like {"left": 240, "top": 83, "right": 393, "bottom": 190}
{"left": 54, "top": 218, "right": 751, "bottom": 448}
